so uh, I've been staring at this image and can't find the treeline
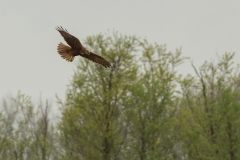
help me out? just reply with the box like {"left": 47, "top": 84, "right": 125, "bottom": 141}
{"left": 1, "top": 32, "right": 240, "bottom": 160}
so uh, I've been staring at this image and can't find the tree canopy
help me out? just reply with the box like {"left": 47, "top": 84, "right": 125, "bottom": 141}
{"left": 1, "top": 32, "right": 240, "bottom": 160}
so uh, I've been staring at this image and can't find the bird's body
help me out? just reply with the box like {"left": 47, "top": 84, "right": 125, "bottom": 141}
{"left": 56, "top": 26, "right": 111, "bottom": 68}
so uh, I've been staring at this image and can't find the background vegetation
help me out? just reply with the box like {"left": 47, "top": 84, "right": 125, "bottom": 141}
{"left": 1, "top": 32, "right": 240, "bottom": 160}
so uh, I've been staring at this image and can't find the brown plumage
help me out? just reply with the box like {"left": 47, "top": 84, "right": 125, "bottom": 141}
{"left": 56, "top": 26, "right": 111, "bottom": 68}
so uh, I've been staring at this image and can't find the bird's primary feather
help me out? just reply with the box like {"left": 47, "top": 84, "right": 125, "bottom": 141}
{"left": 56, "top": 26, "right": 83, "bottom": 49}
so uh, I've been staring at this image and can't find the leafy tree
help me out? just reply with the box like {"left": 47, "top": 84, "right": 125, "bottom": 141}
{"left": 58, "top": 32, "right": 139, "bottom": 160}
{"left": 0, "top": 92, "right": 59, "bottom": 160}
{"left": 123, "top": 42, "right": 186, "bottom": 160}
{"left": 178, "top": 53, "right": 240, "bottom": 160}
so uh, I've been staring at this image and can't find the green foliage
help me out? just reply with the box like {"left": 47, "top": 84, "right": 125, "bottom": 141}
{"left": 58, "top": 32, "right": 187, "bottom": 160}
{"left": 0, "top": 92, "right": 59, "bottom": 160}
{"left": 58, "top": 32, "right": 139, "bottom": 160}
{"left": 1, "top": 32, "right": 240, "bottom": 160}
{"left": 123, "top": 42, "right": 186, "bottom": 160}
{"left": 178, "top": 53, "right": 240, "bottom": 160}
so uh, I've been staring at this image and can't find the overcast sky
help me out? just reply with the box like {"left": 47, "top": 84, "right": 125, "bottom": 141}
{"left": 1, "top": 0, "right": 240, "bottom": 106}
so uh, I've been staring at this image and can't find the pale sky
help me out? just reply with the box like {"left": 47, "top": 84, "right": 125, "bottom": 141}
{"left": 1, "top": 0, "right": 240, "bottom": 106}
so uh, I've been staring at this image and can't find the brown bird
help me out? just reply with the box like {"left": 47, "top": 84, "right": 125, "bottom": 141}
{"left": 56, "top": 26, "right": 111, "bottom": 68}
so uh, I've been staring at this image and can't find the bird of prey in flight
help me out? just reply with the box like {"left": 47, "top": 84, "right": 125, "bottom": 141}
{"left": 56, "top": 26, "right": 111, "bottom": 68}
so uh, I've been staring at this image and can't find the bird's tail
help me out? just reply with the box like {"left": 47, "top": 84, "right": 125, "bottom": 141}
{"left": 57, "top": 42, "right": 74, "bottom": 62}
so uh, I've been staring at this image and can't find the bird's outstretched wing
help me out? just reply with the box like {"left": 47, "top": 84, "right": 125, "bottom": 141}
{"left": 56, "top": 26, "right": 83, "bottom": 49}
{"left": 80, "top": 52, "right": 111, "bottom": 68}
